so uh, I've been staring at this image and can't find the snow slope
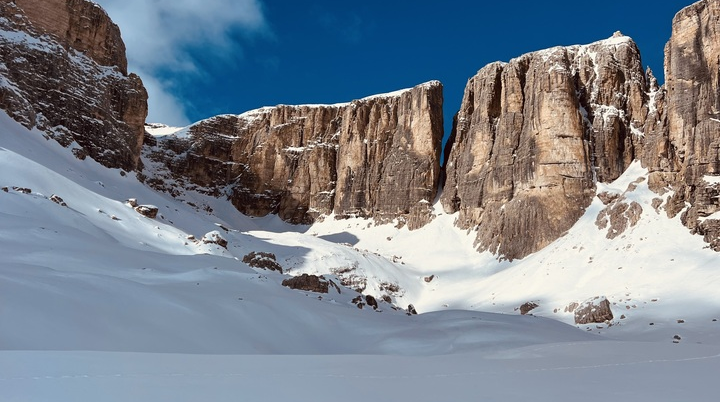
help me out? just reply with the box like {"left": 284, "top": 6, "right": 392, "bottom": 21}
{"left": 2, "top": 110, "right": 720, "bottom": 400}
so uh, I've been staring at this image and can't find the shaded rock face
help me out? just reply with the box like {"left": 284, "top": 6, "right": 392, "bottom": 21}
{"left": 660, "top": 0, "right": 720, "bottom": 250}
{"left": 146, "top": 82, "right": 443, "bottom": 226}
{"left": 0, "top": 0, "right": 148, "bottom": 171}
{"left": 442, "top": 34, "right": 651, "bottom": 260}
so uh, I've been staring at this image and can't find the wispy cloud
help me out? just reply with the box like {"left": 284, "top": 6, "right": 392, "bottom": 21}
{"left": 94, "top": 0, "right": 269, "bottom": 125}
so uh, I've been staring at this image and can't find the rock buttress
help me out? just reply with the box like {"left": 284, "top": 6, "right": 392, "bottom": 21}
{"left": 0, "top": 0, "right": 148, "bottom": 171}
{"left": 442, "top": 34, "right": 650, "bottom": 260}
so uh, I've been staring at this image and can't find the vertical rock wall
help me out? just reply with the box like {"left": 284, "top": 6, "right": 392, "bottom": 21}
{"left": 0, "top": 0, "right": 147, "bottom": 171}
{"left": 147, "top": 82, "right": 443, "bottom": 227}
{"left": 661, "top": 0, "right": 720, "bottom": 250}
{"left": 442, "top": 34, "right": 651, "bottom": 260}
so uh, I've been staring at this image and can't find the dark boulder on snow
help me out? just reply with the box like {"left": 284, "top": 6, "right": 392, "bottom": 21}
{"left": 134, "top": 205, "right": 158, "bottom": 219}
{"left": 282, "top": 274, "right": 331, "bottom": 294}
{"left": 242, "top": 252, "right": 282, "bottom": 273}
{"left": 50, "top": 194, "right": 67, "bottom": 207}
{"left": 574, "top": 297, "right": 614, "bottom": 324}
{"left": 519, "top": 302, "right": 539, "bottom": 315}
{"left": 365, "top": 295, "right": 378, "bottom": 310}
{"left": 201, "top": 231, "right": 228, "bottom": 249}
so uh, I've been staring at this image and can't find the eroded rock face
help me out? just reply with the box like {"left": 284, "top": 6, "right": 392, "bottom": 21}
{"left": 14, "top": 0, "right": 128, "bottom": 72}
{"left": 146, "top": 82, "right": 443, "bottom": 226}
{"left": 0, "top": 0, "right": 147, "bottom": 171}
{"left": 442, "top": 34, "right": 650, "bottom": 260}
{"left": 661, "top": 0, "right": 720, "bottom": 250}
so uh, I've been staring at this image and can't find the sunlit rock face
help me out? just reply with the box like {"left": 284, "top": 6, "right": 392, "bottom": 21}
{"left": 442, "top": 34, "right": 650, "bottom": 260}
{"left": 146, "top": 82, "right": 444, "bottom": 227}
{"left": 661, "top": 0, "right": 720, "bottom": 250}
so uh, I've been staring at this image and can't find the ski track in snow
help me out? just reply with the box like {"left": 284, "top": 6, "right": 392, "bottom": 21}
{"left": 3, "top": 351, "right": 719, "bottom": 382}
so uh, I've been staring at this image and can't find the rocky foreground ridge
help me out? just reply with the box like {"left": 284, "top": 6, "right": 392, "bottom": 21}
{"left": 2, "top": 0, "right": 720, "bottom": 259}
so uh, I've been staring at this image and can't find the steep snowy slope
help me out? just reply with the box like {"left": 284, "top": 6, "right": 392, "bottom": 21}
{"left": 0, "top": 110, "right": 592, "bottom": 354}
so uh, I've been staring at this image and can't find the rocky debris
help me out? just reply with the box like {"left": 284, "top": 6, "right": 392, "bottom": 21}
{"left": 0, "top": 0, "right": 148, "bottom": 171}
{"left": 282, "top": 274, "right": 335, "bottom": 294}
{"left": 242, "top": 252, "right": 283, "bottom": 273}
{"left": 407, "top": 304, "right": 418, "bottom": 315}
{"left": 126, "top": 198, "right": 138, "bottom": 208}
{"left": 574, "top": 297, "right": 614, "bottom": 324}
{"left": 351, "top": 295, "right": 365, "bottom": 309}
{"left": 442, "top": 34, "right": 649, "bottom": 260}
{"left": 134, "top": 205, "right": 158, "bottom": 219}
{"left": 597, "top": 192, "right": 621, "bottom": 205}
{"left": 1, "top": 187, "right": 8, "bottom": 192}
{"left": 519, "top": 302, "right": 539, "bottom": 315}
{"left": 673, "top": 334, "right": 682, "bottom": 343}
{"left": 595, "top": 198, "right": 643, "bottom": 239}
{"left": 144, "top": 81, "right": 443, "bottom": 227}
{"left": 424, "top": 275, "right": 435, "bottom": 283}
{"left": 12, "top": 187, "right": 31, "bottom": 194}
{"left": 50, "top": 194, "right": 67, "bottom": 207}
{"left": 201, "top": 231, "right": 228, "bottom": 249}
{"left": 365, "top": 295, "right": 378, "bottom": 310}
{"left": 329, "top": 265, "right": 366, "bottom": 292}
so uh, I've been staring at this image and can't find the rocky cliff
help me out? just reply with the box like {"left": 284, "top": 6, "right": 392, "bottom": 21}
{"left": 442, "top": 33, "right": 652, "bottom": 260}
{"left": 658, "top": 0, "right": 720, "bottom": 250}
{"left": 0, "top": 0, "right": 147, "bottom": 171}
{"left": 145, "top": 82, "right": 443, "bottom": 227}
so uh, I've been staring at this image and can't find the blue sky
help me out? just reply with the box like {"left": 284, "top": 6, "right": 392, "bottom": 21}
{"left": 96, "top": 0, "right": 693, "bottom": 139}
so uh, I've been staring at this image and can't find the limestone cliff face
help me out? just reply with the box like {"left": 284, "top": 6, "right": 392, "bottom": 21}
{"left": 0, "top": 0, "right": 147, "bottom": 171}
{"left": 14, "top": 0, "right": 128, "bottom": 73}
{"left": 146, "top": 82, "right": 443, "bottom": 227}
{"left": 659, "top": 0, "right": 720, "bottom": 250}
{"left": 442, "top": 34, "right": 651, "bottom": 260}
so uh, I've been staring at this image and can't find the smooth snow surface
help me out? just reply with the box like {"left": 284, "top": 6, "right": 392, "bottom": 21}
{"left": 2, "top": 110, "right": 719, "bottom": 401}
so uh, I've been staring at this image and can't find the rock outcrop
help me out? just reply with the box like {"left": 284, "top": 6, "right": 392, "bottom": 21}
{"left": 145, "top": 82, "right": 443, "bottom": 226}
{"left": 0, "top": 0, "right": 147, "bottom": 171}
{"left": 442, "top": 33, "right": 651, "bottom": 260}
{"left": 658, "top": 0, "right": 720, "bottom": 250}
{"left": 282, "top": 274, "right": 339, "bottom": 294}
{"left": 573, "top": 297, "right": 614, "bottom": 324}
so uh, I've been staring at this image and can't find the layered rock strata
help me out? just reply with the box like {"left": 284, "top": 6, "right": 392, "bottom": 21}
{"left": 660, "top": 0, "right": 720, "bottom": 250}
{"left": 0, "top": 0, "right": 147, "bottom": 171}
{"left": 146, "top": 82, "right": 443, "bottom": 226}
{"left": 442, "top": 33, "right": 652, "bottom": 260}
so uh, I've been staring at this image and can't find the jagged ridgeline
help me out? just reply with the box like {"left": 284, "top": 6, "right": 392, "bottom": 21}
{"left": 3, "top": 0, "right": 720, "bottom": 259}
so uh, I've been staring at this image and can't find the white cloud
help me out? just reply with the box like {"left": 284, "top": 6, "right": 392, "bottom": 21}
{"left": 93, "top": 0, "right": 268, "bottom": 125}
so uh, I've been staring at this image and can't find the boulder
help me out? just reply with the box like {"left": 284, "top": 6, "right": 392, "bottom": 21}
{"left": 242, "top": 252, "right": 282, "bottom": 273}
{"left": 282, "top": 274, "right": 331, "bottom": 293}
{"left": 134, "top": 205, "right": 158, "bottom": 219}
{"left": 574, "top": 297, "right": 614, "bottom": 324}
{"left": 201, "top": 231, "right": 228, "bottom": 249}
{"left": 519, "top": 302, "right": 539, "bottom": 315}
